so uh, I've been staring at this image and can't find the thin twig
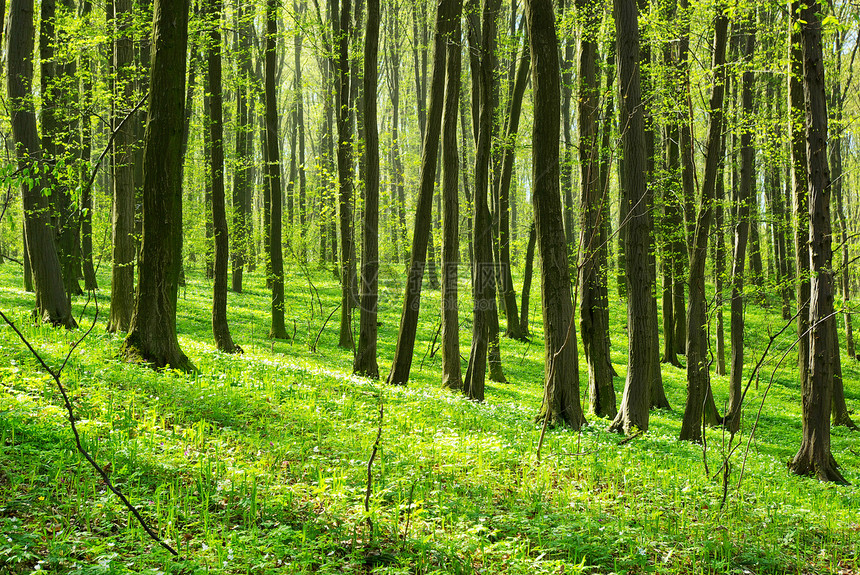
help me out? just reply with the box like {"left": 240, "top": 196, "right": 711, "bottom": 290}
{"left": 0, "top": 306, "right": 179, "bottom": 557}
{"left": 364, "top": 401, "right": 384, "bottom": 535}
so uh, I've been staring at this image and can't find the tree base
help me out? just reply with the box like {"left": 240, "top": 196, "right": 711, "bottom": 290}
{"left": 122, "top": 333, "right": 196, "bottom": 373}
{"left": 788, "top": 451, "right": 848, "bottom": 484}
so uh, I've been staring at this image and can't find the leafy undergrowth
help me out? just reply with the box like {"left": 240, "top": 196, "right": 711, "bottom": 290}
{"left": 0, "top": 263, "right": 858, "bottom": 574}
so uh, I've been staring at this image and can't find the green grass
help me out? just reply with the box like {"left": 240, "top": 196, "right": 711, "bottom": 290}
{"left": 0, "top": 258, "right": 858, "bottom": 574}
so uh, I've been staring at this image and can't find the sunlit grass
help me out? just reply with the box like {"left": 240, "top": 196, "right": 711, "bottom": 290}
{"left": 0, "top": 259, "right": 858, "bottom": 574}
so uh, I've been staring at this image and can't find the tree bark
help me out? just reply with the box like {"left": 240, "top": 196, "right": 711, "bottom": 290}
{"left": 206, "top": 0, "right": 237, "bottom": 353}
{"left": 266, "top": 0, "right": 287, "bottom": 340}
{"left": 8, "top": 0, "right": 75, "bottom": 328}
{"left": 679, "top": 10, "right": 728, "bottom": 443}
{"left": 788, "top": 0, "right": 847, "bottom": 483}
{"left": 519, "top": 221, "right": 536, "bottom": 338}
{"left": 577, "top": 0, "right": 615, "bottom": 418}
{"left": 385, "top": 0, "right": 457, "bottom": 386}
{"left": 121, "top": 0, "right": 191, "bottom": 369}
{"left": 334, "top": 0, "right": 355, "bottom": 349}
{"left": 609, "top": 0, "right": 659, "bottom": 434}
{"left": 726, "top": 17, "right": 756, "bottom": 434}
{"left": 526, "top": 0, "right": 585, "bottom": 428}
{"left": 354, "top": 0, "right": 380, "bottom": 378}
{"left": 107, "top": 0, "right": 136, "bottom": 333}
{"left": 231, "top": 1, "right": 252, "bottom": 293}
{"left": 441, "top": 9, "right": 463, "bottom": 391}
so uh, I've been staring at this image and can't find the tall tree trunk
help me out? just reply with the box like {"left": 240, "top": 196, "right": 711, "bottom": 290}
{"left": 577, "top": 0, "right": 615, "bottom": 418}
{"left": 495, "top": 33, "right": 528, "bottom": 341}
{"left": 713, "top": 130, "right": 727, "bottom": 377}
{"left": 334, "top": 0, "right": 355, "bottom": 349}
{"left": 206, "top": 0, "right": 237, "bottom": 353}
{"left": 527, "top": 0, "right": 585, "bottom": 428}
{"left": 464, "top": 0, "right": 506, "bottom": 400}
{"left": 295, "top": 1, "right": 307, "bottom": 255}
{"left": 676, "top": 0, "right": 693, "bottom": 352}
{"left": 441, "top": 9, "right": 464, "bottom": 391}
{"left": 8, "top": 0, "right": 75, "bottom": 328}
{"left": 121, "top": 0, "right": 191, "bottom": 369}
{"left": 788, "top": 0, "right": 846, "bottom": 484}
{"left": 79, "top": 0, "right": 98, "bottom": 291}
{"left": 231, "top": 1, "right": 252, "bottom": 293}
{"left": 559, "top": 0, "right": 575, "bottom": 251}
{"left": 789, "top": 3, "right": 810, "bottom": 397}
{"left": 107, "top": 0, "right": 136, "bottom": 333}
{"left": 679, "top": 9, "right": 727, "bottom": 443}
{"left": 266, "top": 0, "right": 287, "bottom": 339}
{"left": 354, "top": 0, "right": 380, "bottom": 378}
{"left": 609, "top": 0, "right": 659, "bottom": 434}
{"left": 385, "top": 0, "right": 457, "bottom": 386}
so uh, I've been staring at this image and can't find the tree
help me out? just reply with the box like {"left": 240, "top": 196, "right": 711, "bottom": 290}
{"left": 266, "top": 0, "right": 287, "bottom": 340}
{"left": 726, "top": 14, "right": 755, "bottom": 433}
{"left": 787, "top": 0, "right": 846, "bottom": 483}
{"left": 107, "top": 0, "right": 137, "bottom": 333}
{"left": 577, "top": 0, "right": 615, "bottom": 418}
{"left": 526, "top": 0, "right": 585, "bottom": 428}
{"left": 354, "top": 0, "right": 380, "bottom": 378}
{"left": 440, "top": 7, "right": 463, "bottom": 391}
{"left": 231, "top": 1, "right": 253, "bottom": 294}
{"left": 385, "top": 0, "right": 457, "bottom": 386}
{"left": 206, "top": 0, "right": 238, "bottom": 353}
{"left": 121, "top": 0, "right": 192, "bottom": 370}
{"left": 334, "top": 0, "right": 355, "bottom": 350}
{"left": 678, "top": 9, "right": 728, "bottom": 443}
{"left": 7, "top": 0, "right": 76, "bottom": 328}
{"left": 609, "top": 0, "right": 658, "bottom": 434}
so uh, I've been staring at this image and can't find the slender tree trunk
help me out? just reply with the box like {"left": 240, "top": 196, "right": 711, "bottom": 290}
{"left": 788, "top": 0, "right": 846, "bottom": 483}
{"left": 441, "top": 10, "right": 463, "bottom": 391}
{"left": 519, "top": 221, "right": 536, "bottom": 337}
{"left": 231, "top": 2, "right": 252, "bottom": 293}
{"left": 789, "top": 4, "right": 810, "bottom": 395}
{"left": 385, "top": 0, "right": 457, "bottom": 386}
{"left": 354, "top": 0, "right": 380, "bottom": 378}
{"left": 295, "top": 1, "right": 307, "bottom": 255}
{"left": 8, "top": 0, "right": 75, "bottom": 328}
{"left": 266, "top": 0, "right": 287, "bottom": 339}
{"left": 107, "top": 0, "right": 136, "bottom": 332}
{"left": 527, "top": 0, "right": 585, "bottom": 428}
{"left": 79, "top": 0, "right": 98, "bottom": 291}
{"left": 679, "top": 9, "right": 728, "bottom": 443}
{"left": 121, "top": 0, "right": 191, "bottom": 369}
{"left": 714, "top": 132, "right": 727, "bottom": 377}
{"left": 206, "top": 0, "right": 237, "bottom": 353}
{"left": 578, "top": 0, "right": 615, "bottom": 418}
{"left": 334, "top": 0, "right": 355, "bottom": 349}
{"left": 464, "top": 0, "right": 507, "bottom": 400}
{"left": 495, "top": 34, "right": 528, "bottom": 341}
{"left": 676, "top": 0, "right": 693, "bottom": 352}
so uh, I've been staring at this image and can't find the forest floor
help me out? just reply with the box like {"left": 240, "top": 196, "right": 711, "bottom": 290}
{"left": 0, "top": 261, "right": 858, "bottom": 574}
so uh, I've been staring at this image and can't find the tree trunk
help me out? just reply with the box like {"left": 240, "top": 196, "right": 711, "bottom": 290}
{"left": 121, "top": 0, "right": 191, "bottom": 370}
{"left": 79, "top": 0, "right": 98, "bottom": 292}
{"left": 676, "top": 0, "right": 693, "bottom": 352}
{"left": 206, "top": 0, "right": 237, "bottom": 353}
{"left": 354, "top": 0, "right": 380, "bottom": 378}
{"left": 385, "top": 0, "right": 457, "bottom": 386}
{"left": 334, "top": 0, "right": 355, "bottom": 349}
{"left": 441, "top": 9, "right": 463, "bottom": 391}
{"left": 788, "top": 0, "right": 847, "bottom": 483}
{"left": 295, "top": 1, "right": 308, "bottom": 255}
{"left": 8, "top": 0, "right": 75, "bottom": 328}
{"left": 231, "top": 1, "right": 252, "bottom": 293}
{"left": 495, "top": 34, "right": 528, "bottom": 341}
{"left": 679, "top": 10, "right": 727, "bottom": 443}
{"left": 789, "top": 4, "right": 810, "bottom": 397}
{"left": 609, "top": 0, "right": 659, "bottom": 434}
{"left": 464, "top": 0, "right": 507, "bottom": 400}
{"left": 519, "top": 221, "right": 536, "bottom": 338}
{"left": 266, "top": 0, "right": 287, "bottom": 340}
{"left": 526, "top": 0, "right": 585, "bottom": 428}
{"left": 107, "top": 0, "right": 136, "bottom": 333}
{"left": 577, "top": 0, "right": 615, "bottom": 418}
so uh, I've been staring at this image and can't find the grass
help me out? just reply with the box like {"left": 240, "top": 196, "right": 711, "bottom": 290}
{"left": 0, "top": 258, "right": 858, "bottom": 574}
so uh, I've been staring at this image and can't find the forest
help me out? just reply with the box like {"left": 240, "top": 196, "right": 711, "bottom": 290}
{"left": 1, "top": 0, "right": 860, "bottom": 572}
